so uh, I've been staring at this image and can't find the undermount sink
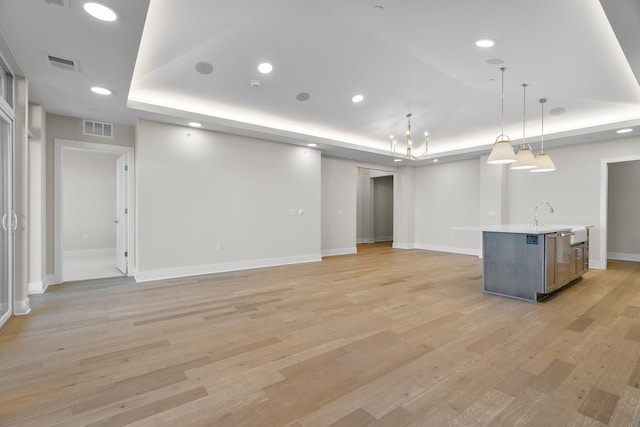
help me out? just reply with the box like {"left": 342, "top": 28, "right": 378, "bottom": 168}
{"left": 571, "top": 227, "right": 587, "bottom": 244}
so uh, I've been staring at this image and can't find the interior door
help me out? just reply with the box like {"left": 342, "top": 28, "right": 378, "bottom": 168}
{"left": 115, "top": 155, "right": 127, "bottom": 274}
{"left": 0, "top": 109, "right": 13, "bottom": 328}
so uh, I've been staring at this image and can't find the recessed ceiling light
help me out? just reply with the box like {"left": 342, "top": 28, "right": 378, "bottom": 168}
{"left": 90, "top": 86, "right": 111, "bottom": 95}
{"left": 351, "top": 94, "right": 364, "bottom": 103}
{"left": 83, "top": 2, "right": 117, "bottom": 22}
{"left": 616, "top": 128, "right": 633, "bottom": 134}
{"left": 258, "top": 62, "right": 273, "bottom": 74}
{"left": 394, "top": 158, "right": 403, "bottom": 162}
{"left": 433, "top": 159, "right": 439, "bottom": 162}
{"left": 476, "top": 39, "right": 495, "bottom": 48}
{"left": 188, "top": 122, "right": 202, "bottom": 127}
{"left": 307, "top": 143, "right": 317, "bottom": 147}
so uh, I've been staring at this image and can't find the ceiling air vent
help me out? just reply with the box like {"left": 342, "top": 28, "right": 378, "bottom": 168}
{"left": 42, "top": 0, "right": 66, "bottom": 6}
{"left": 47, "top": 54, "right": 79, "bottom": 72}
{"left": 83, "top": 120, "right": 113, "bottom": 138}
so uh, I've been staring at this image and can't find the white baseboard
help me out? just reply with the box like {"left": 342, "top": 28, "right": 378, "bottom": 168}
{"left": 589, "top": 259, "right": 605, "bottom": 270}
{"left": 28, "top": 274, "right": 55, "bottom": 294}
{"left": 28, "top": 282, "right": 44, "bottom": 294}
{"left": 608, "top": 252, "right": 640, "bottom": 262}
{"left": 135, "top": 253, "right": 322, "bottom": 283}
{"left": 392, "top": 242, "right": 415, "bottom": 249}
{"left": 322, "top": 247, "right": 357, "bottom": 257}
{"left": 356, "top": 238, "right": 375, "bottom": 244}
{"left": 14, "top": 298, "right": 31, "bottom": 315}
{"left": 64, "top": 248, "right": 115, "bottom": 257}
{"left": 393, "top": 242, "right": 481, "bottom": 256}
{"left": 414, "top": 243, "right": 481, "bottom": 257}
{"left": 44, "top": 274, "right": 55, "bottom": 288}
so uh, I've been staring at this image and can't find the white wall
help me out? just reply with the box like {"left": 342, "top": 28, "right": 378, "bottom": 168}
{"left": 27, "top": 103, "right": 46, "bottom": 293}
{"left": 608, "top": 160, "right": 640, "bottom": 260}
{"left": 43, "top": 118, "right": 640, "bottom": 285}
{"left": 135, "top": 120, "right": 321, "bottom": 280}
{"left": 62, "top": 150, "right": 118, "bottom": 252}
{"left": 321, "top": 157, "right": 357, "bottom": 256}
{"left": 356, "top": 169, "right": 372, "bottom": 243}
{"left": 393, "top": 167, "right": 416, "bottom": 249}
{"left": 406, "top": 135, "right": 640, "bottom": 266}
{"left": 507, "top": 135, "right": 640, "bottom": 268}
{"left": 413, "top": 159, "right": 481, "bottom": 254}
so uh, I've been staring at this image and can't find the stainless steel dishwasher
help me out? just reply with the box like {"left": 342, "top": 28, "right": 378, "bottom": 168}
{"left": 546, "top": 232, "right": 571, "bottom": 293}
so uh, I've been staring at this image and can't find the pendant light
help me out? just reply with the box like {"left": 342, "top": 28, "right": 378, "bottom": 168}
{"left": 487, "top": 67, "right": 516, "bottom": 164}
{"left": 511, "top": 83, "right": 537, "bottom": 170}
{"left": 531, "top": 98, "right": 556, "bottom": 172}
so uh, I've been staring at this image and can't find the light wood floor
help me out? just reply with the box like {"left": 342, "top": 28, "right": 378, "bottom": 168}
{"left": 1, "top": 243, "right": 640, "bottom": 426}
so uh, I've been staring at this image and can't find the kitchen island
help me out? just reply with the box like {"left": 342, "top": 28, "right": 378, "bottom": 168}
{"left": 460, "top": 224, "right": 590, "bottom": 302}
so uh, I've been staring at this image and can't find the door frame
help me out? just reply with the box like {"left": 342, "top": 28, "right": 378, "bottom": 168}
{"left": 0, "top": 106, "right": 14, "bottom": 326}
{"left": 115, "top": 154, "right": 128, "bottom": 274}
{"left": 599, "top": 153, "right": 640, "bottom": 270}
{"left": 355, "top": 167, "right": 395, "bottom": 246}
{"left": 53, "top": 138, "right": 135, "bottom": 284}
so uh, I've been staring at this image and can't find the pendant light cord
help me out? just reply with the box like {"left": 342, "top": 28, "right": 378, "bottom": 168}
{"left": 522, "top": 83, "right": 528, "bottom": 147}
{"left": 540, "top": 98, "right": 546, "bottom": 153}
{"left": 500, "top": 67, "right": 506, "bottom": 135}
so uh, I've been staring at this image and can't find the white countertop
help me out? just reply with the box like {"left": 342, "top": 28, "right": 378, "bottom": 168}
{"left": 453, "top": 224, "right": 592, "bottom": 235}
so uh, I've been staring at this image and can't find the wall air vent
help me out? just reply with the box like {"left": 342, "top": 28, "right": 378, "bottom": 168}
{"left": 47, "top": 54, "right": 79, "bottom": 72}
{"left": 83, "top": 120, "right": 113, "bottom": 138}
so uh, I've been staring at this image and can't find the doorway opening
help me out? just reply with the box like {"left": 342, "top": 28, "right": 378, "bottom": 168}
{"left": 54, "top": 139, "right": 134, "bottom": 284}
{"left": 356, "top": 168, "right": 394, "bottom": 251}
{"left": 606, "top": 159, "right": 640, "bottom": 264}
{"left": 599, "top": 154, "right": 640, "bottom": 269}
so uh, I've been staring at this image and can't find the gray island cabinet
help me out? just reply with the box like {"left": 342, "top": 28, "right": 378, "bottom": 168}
{"left": 481, "top": 225, "right": 590, "bottom": 302}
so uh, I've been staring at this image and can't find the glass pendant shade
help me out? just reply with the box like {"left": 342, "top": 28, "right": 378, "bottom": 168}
{"left": 510, "top": 146, "right": 537, "bottom": 169}
{"left": 487, "top": 136, "right": 516, "bottom": 164}
{"left": 531, "top": 152, "right": 556, "bottom": 172}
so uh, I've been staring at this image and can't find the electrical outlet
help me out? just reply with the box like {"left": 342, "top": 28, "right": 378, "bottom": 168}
{"left": 216, "top": 243, "right": 222, "bottom": 252}
{"left": 83, "top": 234, "right": 89, "bottom": 241}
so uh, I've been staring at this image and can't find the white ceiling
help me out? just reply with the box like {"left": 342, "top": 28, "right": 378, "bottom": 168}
{"left": 1, "top": 0, "right": 639, "bottom": 166}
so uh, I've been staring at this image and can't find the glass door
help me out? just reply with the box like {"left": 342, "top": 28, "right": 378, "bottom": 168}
{"left": 0, "top": 108, "right": 12, "bottom": 329}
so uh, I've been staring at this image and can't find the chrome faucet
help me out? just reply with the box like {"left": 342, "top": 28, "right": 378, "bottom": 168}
{"left": 533, "top": 201, "right": 554, "bottom": 229}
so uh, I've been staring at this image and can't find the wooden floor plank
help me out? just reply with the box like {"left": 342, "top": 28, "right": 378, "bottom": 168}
{"left": 1, "top": 244, "right": 639, "bottom": 425}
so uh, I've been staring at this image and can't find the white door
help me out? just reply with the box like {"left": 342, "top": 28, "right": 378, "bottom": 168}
{"left": 0, "top": 108, "right": 13, "bottom": 328}
{"left": 115, "top": 155, "right": 127, "bottom": 274}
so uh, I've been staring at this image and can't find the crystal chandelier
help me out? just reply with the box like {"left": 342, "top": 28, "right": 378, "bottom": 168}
{"left": 390, "top": 113, "right": 429, "bottom": 161}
